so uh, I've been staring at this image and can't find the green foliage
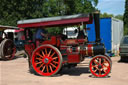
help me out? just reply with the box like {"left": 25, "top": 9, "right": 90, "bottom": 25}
{"left": 115, "top": 15, "right": 123, "bottom": 20}
{"left": 100, "top": 12, "right": 123, "bottom": 21}
{"left": 124, "top": 0, "right": 128, "bottom": 36}
{"left": 43, "top": 0, "right": 97, "bottom": 34}
{"left": 100, "top": 13, "right": 114, "bottom": 18}
{"left": 0, "top": 0, "right": 44, "bottom": 26}
{"left": 64, "top": 0, "right": 96, "bottom": 15}
{"left": 124, "top": 26, "right": 128, "bottom": 35}
{"left": 46, "top": 27, "right": 64, "bottom": 35}
{"left": 0, "top": 0, "right": 98, "bottom": 34}
{"left": 124, "top": 0, "right": 128, "bottom": 35}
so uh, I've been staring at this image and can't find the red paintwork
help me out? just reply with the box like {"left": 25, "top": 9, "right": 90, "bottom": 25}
{"left": 42, "top": 36, "right": 61, "bottom": 47}
{"left": 42, "top": 36, "right": 57, "bottom": 45}
{"left": 62, "top": 39, "right": 86, "bottom": 46}
{"left": 68, "top": 54, "right": 80, "bottom": 63}
{"left": 79, "top": 44, "right": 94, "bottom": 57}
{"left": 25, "top": 43, "right": 35, "bottom": 59}
{"left": 87, "top": 44, "right": 93, "bottom": 56}
{"left": 89, "top": 55, "right": 111, "bottom": 77}
{"left": 31, "top": 45, "right": 62, "bottom": 76}
{"left": 15, "top": 29, "right": 24, "bottom": 32}
{"left": 26, "top": 36, "right": 87, "bottom": 64}
{"left": 22, "top": 13, "right": 111, "bottom": 77}
{"left": 64, "top": 39, "right": 78, "bottom": 45}
{"left": 18, "top": 17, "right": 93, "bottom": 28}
{"left": 0, "top": 37, "right": 2, "bottom": 42}
{"left": 60, "top": 45, "right": 81, "bottom": 63}
{"left": 77, "top": 39, "right": 87, "bottom": 44}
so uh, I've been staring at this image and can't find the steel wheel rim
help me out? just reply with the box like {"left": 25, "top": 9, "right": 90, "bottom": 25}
{"left": 32, "top": 45, "right": 61, "bottom": 76}
{"left": 89, "top": 56, "right": 111, "bottom": 77}
{"left": 4, "top": 42, "right": 16, "bottom": 59}
{"left": 2, "top": 39, "right": 16, "bottom": 60}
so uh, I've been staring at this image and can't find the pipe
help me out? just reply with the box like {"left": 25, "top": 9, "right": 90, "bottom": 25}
{"left": 94, "top": 11, "right": 101, "bottom": 43}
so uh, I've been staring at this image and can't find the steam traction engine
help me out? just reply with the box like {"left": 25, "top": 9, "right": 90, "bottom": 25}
{"left": 0, "top": 25, "right": 16, "bottom": 60}
{"left": 17, "top": 12, "right": 112, "bottom": 77}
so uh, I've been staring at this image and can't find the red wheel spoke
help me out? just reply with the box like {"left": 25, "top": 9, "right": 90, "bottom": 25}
{"left": 38, "top": 63, "right": 44, "bottom": 69}
{"left": 36, "top": 52, "right": 43, "bottom": 58}
{"left": 52, "top": 57, "right": 58, "bottom": 60}
{"left": 90, "top": 56, "right": 111, "bottom": 77}
{"left": 36, "top": 61, "right": 42, "bottom": 65}
{"left": 99, "top": 58, "right": 101, "bottom": 64}
{"left": 92, "top": 65, "right": 98, "bottom": 72}
{"left": 50, "top": 52, "right": 55, "bottom": 58}
{"left": 50, "top": 63, "right": 57, "bottom": 68}
{"left": 94, "top": 59, "right": 99, "bottom": 65}
{"left": 42, "top": 66, "right": 46, "bottom": 72}
{"left": 42, "top": 51, "right": 45, "bottom": 57}
{"left": 99, "top": 70, "right": 101, "bottom": 75}
{"left": 52, "top": 61, "right": 59, "bottom": 64}
{"left": 103, "top": 59, "right": 108, "bottom": 64}
{"left": 45, "top": 48, "right": 48, "bottom": 56}
{"left": 36, "top": 58, "right": 42, "bottom": 61}
{"left": 48, "top": 49, "right": 52, "bottom": 57}
{"left": 103, "top": 64, "right": 108, "bottom": 68}
{"left": 94, "top": 69, "right": 98, "bottom": 73}
{"left": 92, "top": 65, "right": 98, "bottom": 68}
{"left": 103, "top": 69, "right": 107, "bottom": 73}
{"left": 102, "top": 59, "right": 109, "bottom": 66}
{"left": 32, "top": 45, "right": 62, "bottom": 76}
{"left": 49, "top": 65, "right": 53, "bottom": 72}
{"left": 46, "top": 65, "right": 49, "bottom": 73}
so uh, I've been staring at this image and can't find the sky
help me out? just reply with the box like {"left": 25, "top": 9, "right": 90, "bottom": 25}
{"left": 96, "top": 0, "right": 125, "bottom": 15}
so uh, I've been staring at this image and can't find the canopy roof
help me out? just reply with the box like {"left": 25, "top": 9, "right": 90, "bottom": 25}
{"left": 17, "top": 14, "right": 93, "bottom": 28}
{"left": 0, "top": 25, "right": 19, "bottom": 31}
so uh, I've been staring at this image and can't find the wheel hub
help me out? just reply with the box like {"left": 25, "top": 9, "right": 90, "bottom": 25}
{"left": 6, "top": 47, "right": 13, "bottom": 55}
{"left": 44, "top": 58, "right": 49, "bottom": 64}
{"left": 98, "top": 64, "right": 102, "bottom": 69}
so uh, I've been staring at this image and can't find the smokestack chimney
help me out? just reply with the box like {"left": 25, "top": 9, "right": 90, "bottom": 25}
{"left": 94, "top": 11, "right": 101, "bottom": 43}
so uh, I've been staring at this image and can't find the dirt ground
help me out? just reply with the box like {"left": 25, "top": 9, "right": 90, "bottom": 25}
{"left": 0, "top": 55, "right": 128, "bottom": 85}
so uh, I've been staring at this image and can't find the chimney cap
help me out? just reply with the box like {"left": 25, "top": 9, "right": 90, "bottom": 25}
{"left": 94, "top": 10, "right": 100, "bottom": 14}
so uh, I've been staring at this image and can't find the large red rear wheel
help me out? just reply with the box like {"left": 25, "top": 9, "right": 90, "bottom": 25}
{"left": 31, "top": 44, "right": 63, "bottom": 76}
{"left": 89, "top": 55, "right": 111, "bottom": 77}
{"left": 0, "top": 39, "right": 16, "bottom": 60}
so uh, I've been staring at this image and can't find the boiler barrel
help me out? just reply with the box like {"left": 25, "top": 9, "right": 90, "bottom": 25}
{"left": 81, "top": 44, "right": 105, "bottom": 56}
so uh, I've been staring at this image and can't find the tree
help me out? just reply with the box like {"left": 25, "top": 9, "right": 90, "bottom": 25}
{"left": 124, "top": 0, "right": 128, "bottom": 35}
{"left": 43, "top": 0, "right": 98, "bottom": 34}
{"left": 115, "top": 15, "right": 123, "bottom": 20}
{"left": 0, "top": 0, "right": 44, "bottom": 26}
{"left": 64, "top": 0, "right": 97, "bottom": 15}
{"left": 0, "top": 0, "right": 98, "bottom": 34}
{"left": 100, "top": 13, "right": 114, "bottom": 18}
{"left": 100, "top": 13, "right": 123, "bottom": 21}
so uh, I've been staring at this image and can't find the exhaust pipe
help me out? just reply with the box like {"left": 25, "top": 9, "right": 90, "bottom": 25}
{"left": 94, "top": 11, "right": 101, "bottom": 43}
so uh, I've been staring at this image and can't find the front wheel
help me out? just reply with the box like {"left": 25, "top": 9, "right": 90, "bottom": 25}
{"left": 89, "top": 55, "right": 111, "bottom": 77}
{"left": 31, "top": 44, "right": 63, "bottom": 76}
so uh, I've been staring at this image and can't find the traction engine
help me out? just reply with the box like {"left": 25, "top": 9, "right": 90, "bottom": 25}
{"left": 17, "top": 12, "right": 112, "bottom": 77}
{"left": 0, "top": 26, "right": 16, "bottom": 60}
